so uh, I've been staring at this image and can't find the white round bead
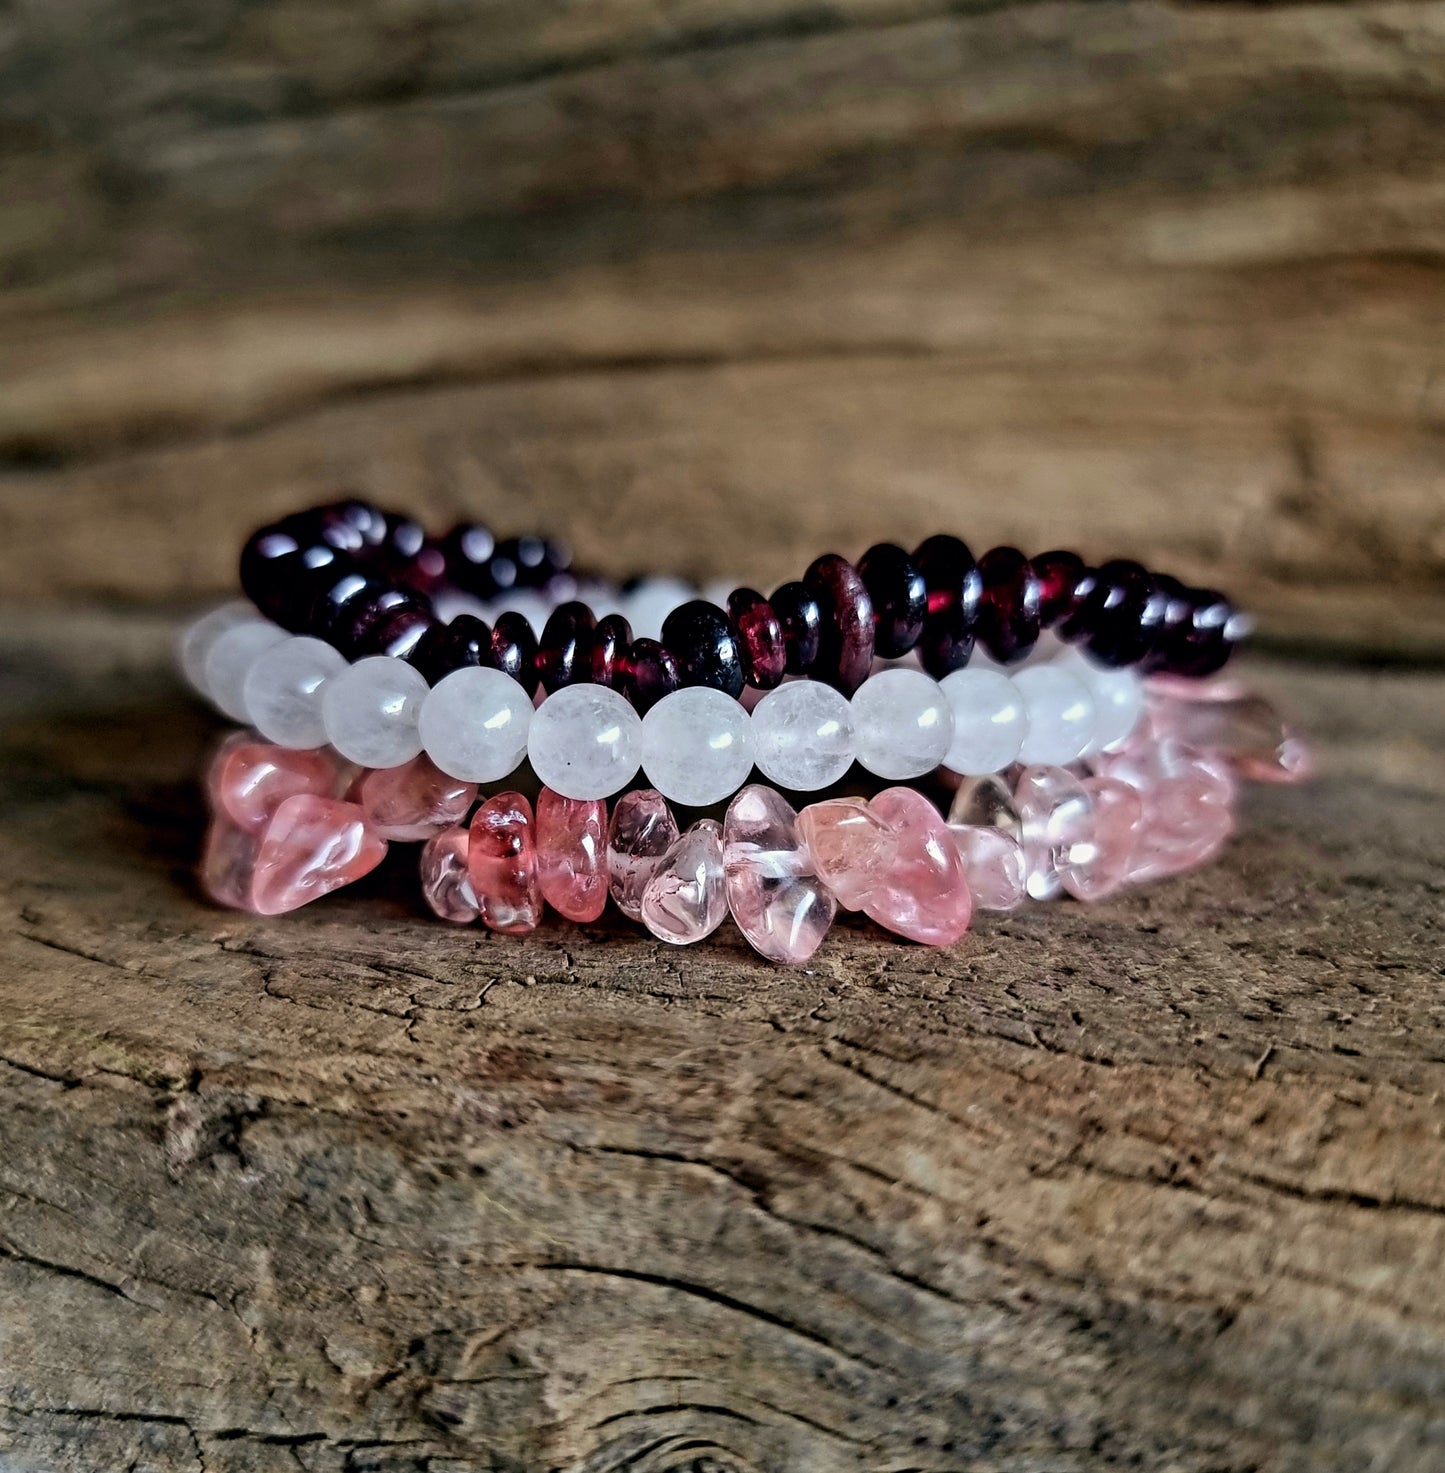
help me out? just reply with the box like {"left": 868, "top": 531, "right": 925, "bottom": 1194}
{"left": 528, "top": 684, "right": 643, "bottom": 799}
{"left": 641, "top": 686, "right": 755, "bottom": 807}
{"left": 177, "top": 601, "right": 256, "bottom": 696}
{"left": 1060, "top": 652, "right": 1144, "bottom": 753}
{"left": 751, "top": 680, "right": 855, "bottom": 791}
{"left": 418, "top": 666, "right": 534, "bottom": 782}
{"left": 204, "top": 620, "right": 288, "bottom": 722}
{"left": 321, "top": 655, "right": 430, "bottom": 769}
{"left": 939, "top": 667, "right": 1027, "bottom": 775}
{"left": 242, "top": 636, "right": 347, "bottom": 749}
{"left": 1013, "top": 664, "right": 1096, "bottom": 766}
{"left": 850, "top": 667, "right": 954, "bottom": 780}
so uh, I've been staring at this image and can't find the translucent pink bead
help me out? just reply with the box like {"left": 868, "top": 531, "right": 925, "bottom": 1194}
{"left": 641, "top": 818, "right": 728, "bottom": 944}
{"left": 250, "top": 794, "right": 387, "bottom": 915}
{"left": 723, "top": 785, "right": 836, "bottom": 965}
{"left": 358, "top": 753, "right": 476, "bottom": 841}
{"left": 200, "top": 813, "right": 259, "bottom": 910}
{"left": 797, "top": 797, "right": 899, "bottom": 911}
{"left": 208, "top": 733, "right": 344, "bottom": 834}
{"left": 468, "top": 792, "right": 543, "bottom": 935}
{"left": 420, "top": 826, "right": 479, "bottom": 923}
{"left": 536, "top": 788, "right": 608, "bottom": 923}
{"left": 1014, "top": 765, "right": 1093, "bottom": 901}
{"left": 607, "top": 789, "right": 680, "bottom": 921}
{"left": 1133, "top": 752, "right": 1235, "bottom": 883}
{"left": 862, "top": 787, "right": 971, "bottom": 946}
{"left": 1147, "top": 685, "right": 1314, "bottom": 784}
{"left": 948, "top": 824, "right": 1026, "bottom": 912}
{"left": 1067, "top": 776, "right": 1143, "bottom": 901}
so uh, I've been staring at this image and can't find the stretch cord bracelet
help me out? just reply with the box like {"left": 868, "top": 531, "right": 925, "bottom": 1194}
{"left": 182, "top": 503, "right": 1310, "bottom": 965}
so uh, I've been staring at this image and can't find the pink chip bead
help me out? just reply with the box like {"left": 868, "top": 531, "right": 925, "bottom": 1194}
{"left": 1014, "top": 765, "right": 1093, "bottom": 901}
{"left": 641, "top": 818, "right": 728, "bottom": 944}
{"left": 1067, "top": 776, "right": 1143, "bottom": 902}
{"left": 797, "top": 797, "right": 899, "bottom": 911}
{"left": 358, "top": 754, "right": 476, "bottom": 841}
{"left": 862, "top": 787, "right": 972, "bottom": 946}
{"left": 1147, "top": 684, "right": 1314, "bottom": 785}
{"left": 468, "top": 792, "right": 543, "bottom": 935}
{"left": 200, "top": 813, "right": 260, "bottom": 910}
{"left": 723, "top": 785, "right": 837, "bottom": 965}
{"left": 420, "top": 825, "right": 479, "bottom": 923}
{"left": 250, "top": 794, "right": 387, "bottom": 915}
{"left": 536, "top": 788, "right": 608, "bottom": 923}
{"left": 208, "top": 732, "right": 345, "bottom": 834}
{"left": 607, "top": 789, "right": 680, "bottom": 921}
{"left": 948, "top": 824, "right": 1026, "bottom": 913}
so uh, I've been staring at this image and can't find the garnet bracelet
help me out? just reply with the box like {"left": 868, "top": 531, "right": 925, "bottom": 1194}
{"left": 181, "top": 499, "right": 1306, "bottom": 965}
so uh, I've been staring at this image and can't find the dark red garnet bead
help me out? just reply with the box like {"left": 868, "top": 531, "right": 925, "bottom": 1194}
{"left": 803, "top": 555, "right": 874, "bottom": 695}
{"left": 661, "top": 600, "right": 745, "bottom": 698}
{"left": 976, "top": 546, "right": 1042, "bottom": 666}
{"left": 770, "top": 581, "right": 822, "bottom": 674}
{"left": 409, "top": 614, "right": 493, "bottom": 685}
{"left": 857, "top": 543, "right": 927, "bottom": 659}
{"left": 727, "top": 589, "right": 786, "bottom": 690}
{"left": 441, "top": 523, "right": 507, "bottom": 599}
{"left": 913, "top": 535, "right": 982, "bottom": 676}
{"left": 1065, "top": 559, "right": 1167, "bottom": 668}
{"left": 1158, "top": 589, "right": 1246, "bottom": 677}
{"left": 536, "top": 601, "right": 598, "bottom": 694}
{"left": 623, "top": 638, "right": 682, "bottom": 715}
{"left": 590, "top": 613, "right": 633, "bottom": 689}
{"left": 303, "top": 572, "right": 389, "bottom": 642}
{"left": 490, "top": 611, "right": 539, "bottom": 696}
{"left": 496, "top": 535, "right": 570, "bottom": 590}
{"left": 1032, "top": 550, "right": 1088, "bottom": 628}
{"left": 313, "top": 500, "right": 387, "bottom": 553}
{"left": 376, "top": 514, "right": 448, "bottom": 597}
{"left": 335, "top": 589, "right": 435, "bottom": 661}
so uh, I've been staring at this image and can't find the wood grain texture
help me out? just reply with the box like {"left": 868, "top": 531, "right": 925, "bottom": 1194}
{"left": 1, "top": 0, "right": 1444, "bottom": 652}
{"left": 0, "top": 609, "right": 1442, "bottom": 1471}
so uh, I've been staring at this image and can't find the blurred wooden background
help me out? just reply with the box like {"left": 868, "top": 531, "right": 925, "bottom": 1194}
{"left": 2, "top": 0, "right": 1444, "bottom": 656}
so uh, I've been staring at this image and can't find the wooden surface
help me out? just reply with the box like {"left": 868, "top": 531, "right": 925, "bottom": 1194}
{"left": 2, "top": 0, "right": 1445, "bottom": 655}
{"left": 1, "top": 612, "right": 1442, "bottom": 1471}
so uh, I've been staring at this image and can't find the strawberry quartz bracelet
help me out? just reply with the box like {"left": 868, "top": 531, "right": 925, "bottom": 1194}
{"left": 181, "top": 500, "right": 1308, "bottom": 964}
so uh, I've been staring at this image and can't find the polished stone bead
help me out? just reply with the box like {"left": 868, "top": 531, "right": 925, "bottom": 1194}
{"left": 857, "top": 543, "right": 927, "bottom": 658}
{"left": 976, "top": 546, "right": 1042, "bottom": 666}
{"left": 420, "top": 825, "right": 479, "bottom": 923}
{"left": 529, "top": 684, "right": 643, "bottom": 799}
{"left": 1062, "top": 560, "right": 1169, "bottom": 668}
{"left": 750, "top": 679, "right": 856, "bottom": 791}
{"left": 913, "top": 535, "right": 983, "bottom": 677}
{"left": 797, "top": 797, "right": 899, "bottom": 911}
{"left": 622, "top": 637, "right": 683, "bottom": 715}
{"left": 641, "top": 818, "right": 728, "bottom": 944}
{"left": 178, "top": 601, "right": 258, "bottom": 697}
{"left": 1013, "top": 664, "right": 1096, "bottom": 765}
{"left": 251, "top": 795, "right": 387, "bottom": 915}
{"left": 490, "top": 610, "right": 539, "bottom": 696}
{"left": 1101, "top": 738, "right": 1237, "bottom": 883}
{"left": 862, "top": 787, "right": 972, "bottom": 946}
{"left": 242, "top": 636, "right": 348, "bottom": 748}
{"left": 536, "top": 788, "right": 609, "bottom": 922}
{"left": 607, "top": 788, "right": 681, "bottom": 920}
{"left": 321, "top": 654, "right": 430, "bottom": 769}
{"left": 358, "top": 753, "right": 476, "bottom": 841}
{"left": 726, "top": 588, "right": 786, "bottom": 690}
{"left": 948, "top": 824, "right": 1027, "bottom": 912}
{"left": 590, "top": 613, "right": 633, "bottom": 689}
{"left": 1014, "top": 765, "right": 1094, "bottom": 900}
{"left": 662, "top": 600, "right": 745, "bottom": 698}
{"left": 498, "top": 534, "right": 570, "bottom": 589}
{"left": 1032, "top": 549, "right": 1089, "bottom": 628}
{"left": 468, "top": 791, "right": 543, "bottom": 935}
{"left": 209, "top": 734, "right": 347, "bottom": 834}
{"left": 441, "top": 523, "right": 505, "bottom": 598}
{"left": 938, "top": 668, "right": 1026, "bottom": 775}
{"left": 203, "top": 620, "right": 289, "bottom": 722}
{"left": 200, "top": 813, "right": 259, "bottom": 910}
{"left": 770, "top": 581, "right": 823, "bottom": 674}
{"left": 352, "top": 602, "right": 437, "bottom": 661}
{"left": 331, "top": 587, "right": 430, "bottom": 661}
{"left": 804, "top": 555, "right": 874, "bottom": 695}
{"left": 850, "top": 668, "right": 954, "bottom": 779}
{"left": 304, "top": 572, "right": 392, "bottom": 643}
{"left": 1146, "top": 684, "right": 1313, "bottom": 784}
{"left": 1153, "top": 588, "right": 1249, "bottom": 678}
{"left": 239, "top": 526, "right": 310, "bottom": 627}
{"left": 947, "top": 771, "right": 1023, "bottom": 836}
{"left": 314, "top": 500, "right": 387, "bottom": 551}
{"left": 641, "top": 686, "right": 755, "bottom": 807}
{"left": 1066, "top": 776, "right": 1142, "bottom": 901}
{"left": 622, "top": 578, "right": 696, "bottom": 641}
{"left": 536, "top": 601, "right": 598, "bottom": 694}
{"left": 408, "top": 614, "right": 492, "bottom": 686}
{"left": 418, "top": 666, "right": 533, "bottom": 783}
{"left": 1058, "top": 651, "right": 1145, "bottom": 753}
{"left": 723, "top": 785, "right": 836, "bottom": 965}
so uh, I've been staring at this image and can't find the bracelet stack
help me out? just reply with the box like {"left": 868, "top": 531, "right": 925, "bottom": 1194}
{"left": 182, "top": 499, "right": 1309, "bottom": 965}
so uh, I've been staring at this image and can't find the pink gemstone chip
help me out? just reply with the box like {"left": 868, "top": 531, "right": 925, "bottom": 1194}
{"left": 536, "top": 788, "right": 609, "bottom": 923}
{"left": 420, "top": 826, "right": 479, "bottom": 923}
{"left": 948, "top": 824, "right": 1026, "bottom": 913}
{"left": 641, "top": 818, "right": 728, "bottom": 945}
{"left": 469, "top": 792, "right": 543, "bottom": 935}
{"left": 200, "top": 813, "right": 260, "bottom": 910}
{"left": 250, "top": 794, "right": 387, "bottom": 916}
{"left": 208, "top": 734, "right": 344, "bottom": 834}
{"left": 1014, "top": 765, "right": 1093, "bottom": 901}
{"left": 1067, "top": 776, "right": 1143, "bottom": 902}
{"left": 358, "top": 754, "right": 475, "bottom": 841}
{"left": 607, "top": 789, "right": 681, "bottom": 921}
{"left": 797, "top": 797, "right": 899, "bottom": 911}
{"left": 862, "top": 787, "right": 971, "bottom": 946}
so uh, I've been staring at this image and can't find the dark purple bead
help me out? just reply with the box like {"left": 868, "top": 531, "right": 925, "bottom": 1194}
{"left": 240, "top": 526, "right": 303, "bottom": 623}
{"left": 912, "top": 535, "right": 982, "bottom": 677}
{"left": 536, "top": 601, "right": 598, "bottom": 694}
{"left": 802, "top": 555, "right": 874, "bottom": 695}
{"left": 661, "top": 600, "right": 745, "bottom": 697}
{"left": 726, "top": 588, "right": 786, "bottom": 690}
{"left": 409, "top": 614, "right": 493, "bottom": 685}
{"left": 1067, "top": 559, "right": 1168, "bottom": 668}
{"left": 623, "top": 638, "right": 682, "bottom": 715}
{"left": 314, "top": 500, "right": 387, "bottom": 552}
{"left": 334, "top": 589, "right": 434, "bottom": 660}
{"left": 490, "top": 611, "right": 538, "bottom": 696}
{"left": 1032, "top": 550, "right": 1088, "bottom": 628}
{"left": 1158, "top": 588, "right": 1249, "bottom": 677}
{"left": 360, "top": 606, "right": 438, "bottom": 660}
{"left": 976, "top": 546, "right": 1042, "bottom": 666}
{"left": 590, "top": 613, "right": 633, "bottom": 689}
{"left": 442, "top": 523, "right": 508, "bottom": 599}
{"left": 857, "top": 543, "right": 927, "bottom": 659}
{"left": 770, "top": 581, "right": 821, "bottom": 674}
{"left": 497, "top": 535, "right": 570, "bottom": 590}
{"left": 1141, "top": 575, "right": 1193, "bottom": 672}
{"left": 303, "top": 572, "right": 391, "bottom": 641}
{"left": 374, "top": 514, "right": 448, "bottom": 597}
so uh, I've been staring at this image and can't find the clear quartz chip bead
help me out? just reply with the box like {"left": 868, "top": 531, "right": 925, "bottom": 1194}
{"left": 948, "top": 772, "right": 1023, "bottom": 838}
{"left": 1065, "top": 775, "right": 1143, "bottom": 902}
{"left": 1013, "top": 764, "right": 1094, "bottom": 901}
{"left": 607, "top": 789, "right": 681, "bottom": 920}
{"left": 640, "top": 818, "right": 728, "bottom": 944}
{"left": 948, "top": 825, "right": 1026, "bottom": 912}
{"left": 420, "top": 826, "right": 480, "bottom": 923}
